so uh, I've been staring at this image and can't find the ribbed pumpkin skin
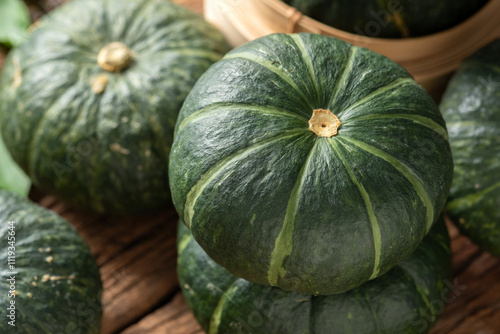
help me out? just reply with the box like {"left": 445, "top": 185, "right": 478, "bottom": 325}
{"left": 284, "top": 0, "right": 487, "bottom": 38}
{"left": 0, "top": 190, "right": 102, "bottom": 333}
{"left": 0, "top": 0, "right": 229, "bottom": 214}
{"left": 178, "top": 219, "right": 452, "bottom": 334}
{"left": 169, "top": 33, "right": 453, "bottom": 295}
{"left": 441, "top": 39, "right": 500, "bottom": 256}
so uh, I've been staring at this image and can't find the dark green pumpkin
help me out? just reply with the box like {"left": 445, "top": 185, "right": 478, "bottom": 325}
{"left": 284, "top": 0, "right": 487, "bottom": 38}
{"left": 440, "top": 39, "right": 500, "bottom": 256}
{"left": 169, "top": 33, "right": 453, "bottom": 295}
{"left": 0, "top": 0, "right": 229, "bottom": 214}
{"left": 0, "top": 190, "right": 101, "bottom": 333}
{"left": 178, "top": 217, "right": 452, "bottom": 334}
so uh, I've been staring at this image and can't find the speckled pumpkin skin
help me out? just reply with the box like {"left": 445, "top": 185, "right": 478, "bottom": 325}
{"left": 178, "top": 218, "right": 452, "bottom": 334}
{"left": 441, "top": 39, "right": 500, "bottom": 256}
{"left": 0, "top": 190, "right": 102, "bottom": 333}
{"left": 0, "top": 0, "right": 229, "bottom": 214}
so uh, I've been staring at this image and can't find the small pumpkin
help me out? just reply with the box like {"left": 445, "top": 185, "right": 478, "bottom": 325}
{"left": 0, "top": 0, "right": 229, "bottom": 214}
{"left": 284, "top": 0, "right": 487, "bottom": 38}
{"left": 440, "top": 39, "right": 500, "bottom": 256}
{"left": 0, "top": 190, "right": 102, "bottom": 333}
{"left": 169, "top": 33, "right": 453, "bottom": 295}
{"left": 178, "top": 218, "right": 452, "bottom": 334}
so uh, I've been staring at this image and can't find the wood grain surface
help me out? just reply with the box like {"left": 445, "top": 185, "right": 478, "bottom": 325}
{"left": 1, "top": 1, "right": 499, "bottom": 333}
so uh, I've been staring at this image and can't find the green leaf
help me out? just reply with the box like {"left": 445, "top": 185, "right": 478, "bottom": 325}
{"left": 0, "top": 133, "right": 30, "bottom": 196}
{"left": 0, "top": 0, "right": 30, "bottom": 47}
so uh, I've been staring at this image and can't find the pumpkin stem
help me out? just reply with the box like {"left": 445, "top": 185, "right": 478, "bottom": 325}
{"left": 309, "top": 109, "right": 341, "bottom": 137}
{"left": 97, "top": 42, "right": 133, "bottom": 72}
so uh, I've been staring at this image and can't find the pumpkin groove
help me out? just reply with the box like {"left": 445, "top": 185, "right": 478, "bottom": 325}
{"left": 290, "top": 34, "right": 322, "bottom": 101}
{"left": 343, "top": 114, "right": 448, "bottom": 139}
{"left": 224, "top": 52, "right": 312, "bottom": 107}
{"left": 328, "top": 46, "right": 358, "bottom": 107}
{"left": 178, "top": 103, "right": 309, "bottom": 133}
{"left": 340, "top": 78, "right": 414, "bottom": 117}
{"left": 184, "top": 130, "right": 312, "bottom": 227}
{"left": 339, "top": 135, "right": 434, "bottom": 231}
{"left": 328, "top": 138, "right": 382, "bottom": 279}
{"left": 268, "top": 140, "right": 318, "bottom": 286}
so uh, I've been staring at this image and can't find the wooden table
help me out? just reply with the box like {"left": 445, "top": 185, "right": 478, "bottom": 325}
{"left": 3, "top": 1, "right": 500, "bottom": 333}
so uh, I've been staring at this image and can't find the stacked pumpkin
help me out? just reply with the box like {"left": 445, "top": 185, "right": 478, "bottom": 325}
{"left": 172, "top": 34, "right": 500, "bottom": 333}
{"left": 0, "top": 0, "right": 498, "bottom": 333}
{"left": 170, "top": 33, "right": 455, "bottom": 333}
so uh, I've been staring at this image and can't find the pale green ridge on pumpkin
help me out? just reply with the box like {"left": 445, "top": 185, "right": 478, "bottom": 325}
{"left": 445, "top": 120, "right": 489, "bottom": 126}
{"left": 267, "top": 140, "right": 318, "bottom": 286}
{"left": 250, "top": 213, "right": 256, "bottom": 225}
{"left": 177, "top": 103, "right": 308, "bottom": 133}
{"left": 339, "top": 136, "right": 434, "bottom": 231}
{"left": 290, "top": 34, "right": 322, "bottom": 104}
{"left": 340, "top": 77, "right": 415, "bottom": 119}
{"left": 184, "top": 130, "right": 308, "bottom": 228}
{"left": 447, "top": 180, "right": 500, "bottom": 211}
{"left": 328, "top": 138, "right": 382, "bottom": 280}
{"left": 208, "top": 281, "right": 239, "bottom": 334}
{"left": 328, "top": 46, "right": 358, "bottom": 108}
{"left": 224, "top": 52, "right": 312, "bottom": 110}
{"left": 177, "top": 232, "right": 193, "bottom": 256}
{"left": 343, "top": 113, "right": 448, "bottom": 140}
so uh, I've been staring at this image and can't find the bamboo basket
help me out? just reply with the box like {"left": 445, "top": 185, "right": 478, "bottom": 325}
{"left": 205, "top": 0, "right": 500, "bottom": 96}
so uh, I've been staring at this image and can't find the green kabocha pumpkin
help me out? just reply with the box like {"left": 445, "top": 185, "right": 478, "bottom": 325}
{"left": 169, "top": 33, "right": 453, "bottom": 295}
{"left": 284, "top": 0, "right": 487, "bottom": 38}
{"left": 0, "top": 190, "right": 102, "bottom": 333}
{"left": 0, "top": 0, "right": 229, "bottom": 214}
{"left": 178, "top": 218, "right": 452, "bottom": 334}
{"left": 440, "top": 39, "right": 500, "bottom": 256}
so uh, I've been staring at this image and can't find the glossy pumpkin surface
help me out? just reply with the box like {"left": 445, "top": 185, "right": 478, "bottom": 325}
{"left": 0, "top": 0, "right": 229, "bottom": 214}
{"left": 441, "top": 39, "right": 500, "bottom": 256}
{"left": 178, "top": 218, "right": 452, "bottom": 334}
{"left": 169, "top": 33, "right": 453, "bottom": 295}
{"left": 0, "top": 190, "right": 102, "bottom": 333}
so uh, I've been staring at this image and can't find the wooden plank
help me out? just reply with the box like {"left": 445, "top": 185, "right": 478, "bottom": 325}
{"left": 122, "top": 293, "right": 203, "bottom": 334}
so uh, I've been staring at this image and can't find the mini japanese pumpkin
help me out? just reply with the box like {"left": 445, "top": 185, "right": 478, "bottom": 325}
{"left": 284, "top": 0, "right": 487, "bottom": 38}
{"left": 440, "top": 39, "right": 500, "bottom": 256}
{"left": 0, "top": 190, "right": 102, "bottom": 333}
{"left": 169, "top": 33, "right": 453, "bottom": 295}
{"left": 0, "top": 0, "right": 229, "bottom": 214}
{"left": 178, "top": 218, "right": 452, "bottom": 334}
